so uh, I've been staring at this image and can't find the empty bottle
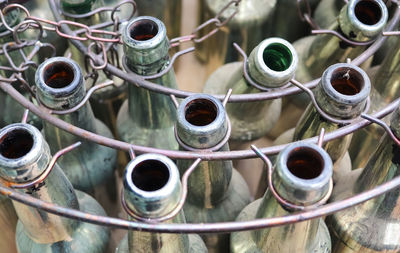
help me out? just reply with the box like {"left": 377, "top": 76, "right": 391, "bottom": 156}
{"left": 196, "top": 0, "right": 277, "bottom": 77}
{"left": 327, "top": 103, "right": 400, "bottom": 253}
{"left": 0, "top": 123, "right": 110, "bottom": 252}
{"left": 176, "top": 94, "right": 251, "bottom": 253}
{"left": 204, "top": 37, "right": 298, "bottom": 142}
{"left": 0, "top": 196, "right": 18, "bottom": 253}
{"left": 35, "top": 57, "right": 117, "bottom": 213}
{"left": 116, "top": 153, "right": 207, "bottom": 253}
{"left": 231, "top": 142, "right": 332, "bottom": 252}
{"left": 313, "top": 0, "right": 345, "bottom": 29}
{"left": 117, "top": 16, "right": 178, "bottom": 150}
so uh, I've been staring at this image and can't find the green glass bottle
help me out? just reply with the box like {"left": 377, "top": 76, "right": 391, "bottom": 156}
{"left": 35, "top": 57, "right": 117, "bottom": 214}
{"left": 270, "top": 0, "right": 320, "bottom": 42}
{"left": 0, "top": 123, "right": 110, "bottom": 252}
{"left": 116, "top": 153, "right": 207, "bottom": 253}
{"left": 231, "top": 142, "right": 332, "bottom": 252}
{"left": 326, "top": 104, "right": 400, "bottom": 253}
{"left": 176, "top": 94, "right": 251, "bottom": 253}
{"left": 0, "top": 9, "right": 41, "bottom": 128}
{"left": 294, "top": 63, "right": 370, "bottom": 176}
{"left": 117, "top": 16, "right": 178, "bottom": 150}
{"left": 196, "top": 0, "right": 277, "bottom": 77}
{"left": 135, "top": 0, "right": 182, "bottom": 40}
{"left": 60, "top": 0, "right": 127, "bottom": 135}
{"left": 289, "top": 0, "right": 387, "bottom": 109}
{"left": 204, "top": 37, "right": 298, "bottom": 142}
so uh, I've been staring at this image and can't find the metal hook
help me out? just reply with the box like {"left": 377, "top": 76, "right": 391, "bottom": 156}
{"left": 361, "top": 113, "right": 400, "bottom": 146}
{"left": 222, "top": 89, "right": 233, "bottom": 108}
{"left": 317, "top": 128, "right": 326, "bottom": 148}
{"left": 170, "top": 94, "right": 180, "bottom": 109}
{"left": 129, "top": 146, "right": 136, "bottom": 160}
{"left": 21, "top": 109, "right": 29, "bottom": 124}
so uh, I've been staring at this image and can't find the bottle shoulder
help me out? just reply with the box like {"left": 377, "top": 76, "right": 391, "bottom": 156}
{"left": 203, "top": 62, "right": 243, "bottom": 95}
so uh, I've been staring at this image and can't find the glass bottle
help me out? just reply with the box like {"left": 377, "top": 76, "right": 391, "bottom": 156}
{"left": 294, "top": 63, "right": 370, "bottom": 175}
{"left": 117, "top": 16, "right": 178, "bottom": 150}
{"left": 116, "top": 153, "right": 207, "bottom": 253}
{"left": 270, "top": 0, "right": 320, "bottom": 42}
{"left": 0, "top": 123, "right": 110, "bottom": 252}
{"left": 0, "top": 196, "right": 18, "bottom": 253}
{"left": 35, "top": 57, "right": 117, "bottom": 215}
{"left": 195, "top": 0, "right": 277, "bottom": 77}
{"left": 231, "top": 142, "right": 333, "bottom": 252}
{"left": 0, "top": 8, "right": 41, "bottom": 128}
{"left": 313, "top": 0, "right": 345, "bottom": 29}
{"left": 60, "top": 0, "right": 127, "bottom": 134}
{"left": 289, "top": 0, "right": 387, "bottom": 110}
{"left": 326, "top": 104, "right": 400, "bottom": 253}
{"left": 176, "top": 94, "right": 252, "bottom": 253}
{"left": 135, "top": 0, "right": 182, "bottom": 40}
{"left": 203, "top": 37, "right": 298, "bottom": 142}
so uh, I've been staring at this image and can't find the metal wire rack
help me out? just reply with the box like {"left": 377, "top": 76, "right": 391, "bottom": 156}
{"left": 1, "top": 0, "right": 400, "bottom": 234}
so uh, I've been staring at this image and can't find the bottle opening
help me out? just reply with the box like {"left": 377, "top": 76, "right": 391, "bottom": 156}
{"left": 330, "top": 67, "right": 363, "bottom": 95}
{"left": 43, "top": 61, "right": 75, "bottom": 89}
{"left": 132, "top": 159, "right": 170, "bottom": 191}
{"left": 0, "top": 129, "right": 33, "bottom": 159}
{"left": 263, "top": 43, "right": 292, "bottom": 72}
{"left": 287, "top": 147, "right": 323, "bottom": 180}
{"left": 185, "top": 98, "right": 218, "bottom": 126}
{"left": 129, "top": 19, "right": 159, "bottom": 41}
{"left": 354, "top": 0, "right": 382, "bottom": 25}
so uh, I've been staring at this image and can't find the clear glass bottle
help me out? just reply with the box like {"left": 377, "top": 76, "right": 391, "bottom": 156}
{"left": 60, "top": 0, "right": 126, "bottom": 134}
{"left": 326, "top": 104, "right": 400, "bottom": 253}
{"left": 35, "top": 57, "right": 117, "bottom": 214}
{"left": 0, "top": 9, "right": 41, "bottom": 128}
{"left": 289, "top": 0, "right": 387, "bottom": 110}
{"left": 313, "top": 0, "right": 345, "bottom": 29}
{"left": 0, "top": 123, "right": 110, "bottom": 252}
{"left": 117, "top": 16, "right": 178, "bottom": 150}
{"left": 294, "top": 63, "right": 370, "bottom": 176}
{"left": 203, "top": 37, "right": 298, "bottom": 142}
{"left": 116, "top": 153, "right": 207, "bottom": 253}
{"left": 176, "top": 94, "right": 251, "bottom": 253}
{"left": 195, "top": 0, "right": 277, "bottom": 77}
{"left": 231, "top": 142, "right": 333, "bottom": 252}
{"left": 270, "top": 0, "right": 320, "bottom": 42}
{"left": 135, "top": 0, "right": 181, "bottom": 40}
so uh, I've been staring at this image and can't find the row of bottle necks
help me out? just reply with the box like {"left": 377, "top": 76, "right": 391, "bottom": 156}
{"left": 0, "top": 0, "right": 400, "bottom": 252}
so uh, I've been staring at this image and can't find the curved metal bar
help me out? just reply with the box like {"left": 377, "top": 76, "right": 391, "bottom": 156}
{"left": 48, "top": 0, "right": 400, "bottom": 102}
{"left": 361, "top": 113, "right": 400, "bottom": 146}
{"left": 2, "top": 79, "right": 398, "bottom": 160}
{"left": 2, "top": 165, "right": 400, "bottom": 233}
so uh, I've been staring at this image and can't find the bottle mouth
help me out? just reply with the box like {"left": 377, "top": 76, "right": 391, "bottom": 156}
{"left": 287, "top": 147, "right": 324, "bottom": 180}
{"left": 354, "top": 0, "right": 382, "bottom": 26}
{"left": 0, "top": 128, "right": 34, "bottom": 160}
{"left": 184, "top": 98, "right": 218, "bottom": 127}
{"left": 128, "top": 19, "right": 159, "bottom": 41}
{"left": 330, "top": 67, "right": 364, "bottom": 96}
{"left": 43, "top": 61, "right": 75, "bottom": 89}
{"left": 262, "top": 43, "right": 293, "bottom": 72}
{"left": 131, "top": 159, "right": 170, "bottom": 192}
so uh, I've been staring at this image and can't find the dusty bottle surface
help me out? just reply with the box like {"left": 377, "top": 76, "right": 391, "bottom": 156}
{"left": 135, "top": 0, "right": 181, "bottom": 40}
{"left": 175, "top": 94, "right": 251, "bottom": 253}
{"left": 117, "top": 16, "right": 178, "bottom": 150}
{"left": 60, "top": 0, "right": 127, "bottom": 135}
{"left": 231, "top": 142, "right": 333, "bottom": 253}
{"left": 294, "top": 63, "right": 370, "bottom": 179}
{"left": 0, "top": 123, "right": 110, "bottom": 252}
{"left": 327, "top": 105, "right": 400, "bottom": 253}
{"left": 35, "top": 57, "right": 118, "bottom": 215}
{"left": 195, "top": 0, "right": 277, "bottom": 77}
{"left": 0, "top": 9, "right": 41, "bottom": 129}
{"left": 204, "top": 37, "right": 298, "bottom": 142}
{"left": 116, "top": 153, "right": 207, "bottom": 253}
{"left": 287, "top": 0, "right": 387, "bottom": 112}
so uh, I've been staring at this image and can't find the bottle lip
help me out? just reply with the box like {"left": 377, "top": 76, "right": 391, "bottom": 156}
{"left": 275, "top": 142, "right": 333, "bottom": 204}
{"left": 122, "top": 16, "right": 167, "bottom": 50}
{"left": 252, "top": 37, "right": 298, "bottom": 87}
{"left": 0, "top": 124, "right": 44, "bottom": 182}
{"left": 320, "top": 63, "right": 371, "bottom": 105}
{"left": 36, "top": 57, "right": 83, "bottom": 98}
{"left": 340, "top": 0, "right": 388, "bottom": 41}
{"left": 176, "top": 94, "right": 227, "bottom": 149}
{"left": 124, "top": 153, "right": 181, "bottom": 218}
